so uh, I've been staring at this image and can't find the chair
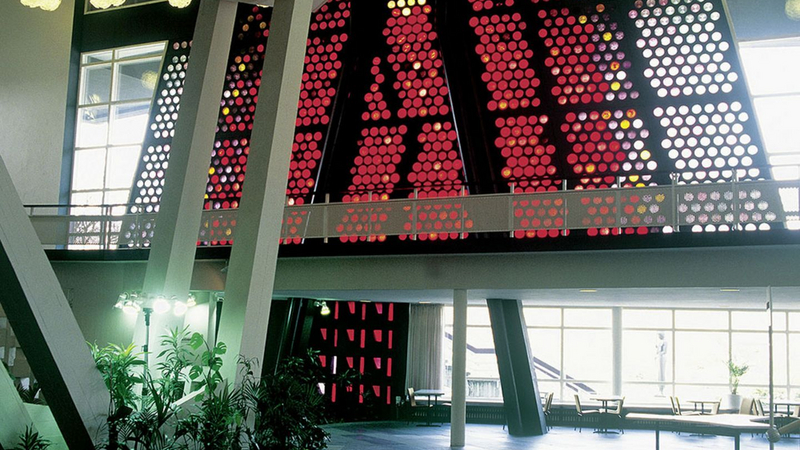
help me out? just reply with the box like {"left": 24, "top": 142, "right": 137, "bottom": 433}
{"left": 543, "top": 392, "right": 554, "bottom": 430}
{"left": 601, "top": 397, "right": 626, "bottom": 434}
{"left": 574, "top": 395, "right": 599, "bottom": 432}
{"left": 673, "top": 397, "right": 702, "bottom": 416}
{"left": 739, "top": 397, "right": 755, "bottom": 415}
{"left": 792, "top": 405, "right": 800, "bottom": 418}
{"left": 668, "top": 396, "right": 678, "bottom": 415}
{"left": 709, "top": 400, "right": 721, "bottom": 415}
{"left": 405, "top": 388, "right": 429, "bottom": 423}
{"left": 754, "top": 399, "right": 765, "bottom": 416}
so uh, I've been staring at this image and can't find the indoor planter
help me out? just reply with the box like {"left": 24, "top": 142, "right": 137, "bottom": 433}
{"left": 722, "top": 359, "right": 750, "bottom": 411}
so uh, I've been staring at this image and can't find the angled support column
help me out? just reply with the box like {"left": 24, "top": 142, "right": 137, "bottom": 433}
{"left": 0, "top": 363, "right": 34, "bottom": 449}
{"left": 487, "top": 298, "right": 547, "bottom": 436}
{"left": 217, "top": 0, "right": 313, "bottom": 380}
{"left": 143, "top": 0, "right": 237, "bottom": 298}
{"left": 137, "top": 0, "right": 237, "bottom": 364}
{"left": 0, "top": 155, "right": 109, "bottom": 449}
{"left": 451, "top": 289, "right": 468, "bottom": 447}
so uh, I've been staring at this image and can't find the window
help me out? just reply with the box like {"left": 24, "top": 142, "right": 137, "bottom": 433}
{"left": 72, "top": 43, "right": 165, "bottom": 213}
{"left": 443, "top": 304, "right": 800, "bottom": 405}
{"left": 739, "top": 38, "right": 800, "bottom": 227}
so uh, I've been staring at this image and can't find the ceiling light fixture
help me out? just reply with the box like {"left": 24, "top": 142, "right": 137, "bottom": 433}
{"left": 720, "top": 288, "right": 741, "bottom": 292}
{"left": 314, "top": 300, "right": 331, "bottom": 316}
{"left": 168, "top": 0, "right": 192, "bottom": 8}
{"left": 20, "top": 0, "right": 61, "bottom": 11}
{"left": 579, "top": 289, "right": 598, "bottom": 293}
{"left": 787, "top": 0, "right": 800, "bottom": 20}
{"left": 89, "top": 0, "right": 125, "bottom": 9}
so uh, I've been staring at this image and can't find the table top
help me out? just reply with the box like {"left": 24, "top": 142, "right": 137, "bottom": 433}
{"left": 772, "top": 400, "right": 800, "bottom": 406}
{"left": 687, "top": 399, "right": 721, "bottom": 404}
{"left": 590, "top": 395, "right": 624, "bottom": 402}
{"left": 626, "top": 413, "right": 771, "bottom": 431}
{"left": 415, "top": 389, "right": 445, "bottom": 396}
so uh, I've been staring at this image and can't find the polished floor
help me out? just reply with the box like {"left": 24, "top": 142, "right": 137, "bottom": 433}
{"left": 325, "top": 422, "right": 800, "bottom": 450}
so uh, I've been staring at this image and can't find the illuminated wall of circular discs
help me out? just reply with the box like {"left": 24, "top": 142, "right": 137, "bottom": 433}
{"left": 654, "top": 102, "right": 759, "bottom": 183}
{"left": 630, "top": 0, "right": 737, "bottom": 99}
{"left": 539, "top": 4, "right": 639, "bottom": 106}
{"left": 125, "top": 40, "right": 191, "bottom": 247}
{"left": 562, "top": 108, "right": 655, "bottom": 189}
{"left": 338, "top": 0, "right": 471, "bottom": 243}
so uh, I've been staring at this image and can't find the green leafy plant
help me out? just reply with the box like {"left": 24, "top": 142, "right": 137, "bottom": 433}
{"left": 89, "top": 342, "right": 145, "bottom": 450}
{"left": 728, "top": 359, "right": 750, "bottom": 395}
{"left": 14, "top": 425, "right": 50, "bottom": 450}
{"left": 156, "top": 326, "right": 193, "bottom": 402}
{"left": 188, "top": 332, "right": 227, "bottom": 395}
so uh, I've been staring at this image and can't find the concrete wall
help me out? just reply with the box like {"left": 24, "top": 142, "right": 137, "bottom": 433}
{"left": 0, "top": 0, "right": 74, "bottom": 205}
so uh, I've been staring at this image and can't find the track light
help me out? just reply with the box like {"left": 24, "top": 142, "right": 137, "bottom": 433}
{"left": 315, "top": 300, "right": 331, "bottom": 316}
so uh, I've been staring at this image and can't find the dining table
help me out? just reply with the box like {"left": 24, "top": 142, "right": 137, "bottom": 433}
{"left": 414, "top": 389, "right": 446, "bottom": 427}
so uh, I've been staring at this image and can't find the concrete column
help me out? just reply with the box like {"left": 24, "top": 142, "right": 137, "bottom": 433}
{"left": 451, "top": 289, "right": 468, "bottom": 447}
{"left": 612, "top": 307, "right": 622, "bottom": 396}
{"left": 0, "top": 363, "right": 34, "bottom": 449}
{"left": 216, "top": 0, "right": 313, "bottom": 380}
{"left": 0, "top": 154, "right": 109, "bottom": 449}
{"left": 136, "top": 0, "right": 237, "bottom": 364}
{"left": 142, "top": 0, "right": 237, "bottom": 298}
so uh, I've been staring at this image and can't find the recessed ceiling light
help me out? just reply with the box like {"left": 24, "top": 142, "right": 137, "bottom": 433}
{"left": 419, "top": 301, "right": 432, "bottom": 304}
{"left": 579, "top": 289, "right": 598, "bottom": 293}
{"left": 720, "top": 288, "right": 741, "bottom": 292}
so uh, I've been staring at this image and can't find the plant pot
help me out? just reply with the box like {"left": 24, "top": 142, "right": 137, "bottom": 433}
{"left": 722, "top": 393, "right": 742, "bottom": 412}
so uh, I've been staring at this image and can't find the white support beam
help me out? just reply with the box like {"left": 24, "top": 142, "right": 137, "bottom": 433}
{"left": 217, "top": 0, "right": 313, "bottom": 380}
{"left": 0, "top": 363, "right": 34, "bottom": 449}
{"left": 0, "top": 154, "right": 108, "bottom": 449}
{"left": 143, "top": 0, "right": 237, "bottom": 299}
{"left": 451, "top": 289, "right": 468, "bottom": 447}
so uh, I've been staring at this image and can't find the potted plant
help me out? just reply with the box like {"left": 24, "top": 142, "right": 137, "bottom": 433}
{"left": 723, "top": 359, "right": 750, "bottom": 411}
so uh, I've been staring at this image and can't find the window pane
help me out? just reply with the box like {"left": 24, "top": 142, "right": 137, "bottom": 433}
{"left": 675, "top": 310, "right": 728, "bottom": 330}
{"left": 563, "top": 329, "right": 612, "bottom": 381}
{"left": 731, "top": 310, "right": 784, "bottom": 331}
{"left": 80, "top": 64, "right": 111, "bottom": 105}
{"left": 109, "top": 102, "right": 149, "bottom": 145}
{"left": 564, "top": 308, "right": 611, "bottom": 328}
{"left": 753, "top": 95, "right": 800, "bottom": 155}
{"left": 81, "top": 50, "right": 112, "bottom": 64}
{"left": 113, "top": 57, "right": 162, "bottom": 102}
{"left": 674, "top": 384, "right": 729, "bottom": 402}
{"left": 443, "top": 306, "right": 453, "bottom": 325}
{"left": 467, "top": 306, "right": 491, "bottom": 326}
{"left": 733, "top": 332, "right": 787, "bottom": 386}
{"left": 70, "top": 191, "right": 104, "bottom": 213}
{"left": 524, "top": 307, "right": 561, "bottom": 327}
{"left": 623, "top": 383, "right": 673, "bottom": 404}
{"left": 72, "top": 149, "right": 106, "bottom": 191}
{"left": 528, "top": 328, "right": 561, "bottom": 380}
{"left": 103, "top": 190, "right": 131, "bottom": 215}
{"left": 536, "top": 380, "right": 561, "bottom": 401}
{"left": 623, "top": 330, "right": 673, "bottom": 383}
{"left": 674, "top": 331, "right": 729, "bottom": 383}
{"left": 116, "top": 43, "right": 165, "bottom": 60}
{"left": 105, "top": 146, "right": 141, "bottom": 190}
{"left": 623, "top": 309, "right": 672, "bottom": 329}
{"left": 739, "top": 41, "right": 800, "bottom": 96}
{"left": 789, "top": 334, "right": 800, "bottom": 385}
{"left": 76, "top": 106, "right": 109, "bottom": 148}
{"left": 789, "top": 312, "right": 800, "bottom": 331}
{"left": 465, "top": 327, "right": 499, "bottom": 399}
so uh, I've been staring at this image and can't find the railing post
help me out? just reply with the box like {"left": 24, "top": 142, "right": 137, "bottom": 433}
{"left": 323, "top": 193, "right": 330, "bottom": 244}
{"left": 615, "top": 179, "right": 622, "bottom": 234}
{"left": 671, "top": 173, "right": 679, "bottom": 232}
{"left": 412, "top": 188, "right": 418, "bottom": 241}
{"left": 100, "top": 205, "right": 108, "bottom": 250}
{"left": 460, "top": 185, "right": 466, "bottom": 239}
{"left": 508, "top": 182, "right": 515, "bottom": 238}
{"left": 732, "top": 172, "right": 740, "bottom": 232}
{"left": 562, "top": 179, "right": 568, "bottom": 237}
{"left": 367, "top": 191, "right": 373, "bottom": 242}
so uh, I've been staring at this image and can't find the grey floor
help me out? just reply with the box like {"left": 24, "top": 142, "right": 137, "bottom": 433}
{"left": 325, "top": 422, "right": 800, "bottom": 450}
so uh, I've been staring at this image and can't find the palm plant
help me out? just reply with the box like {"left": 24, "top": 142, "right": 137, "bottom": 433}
{"left": 156, "top": 327, "right": 193, "bottom": 402}
{"left": 14, "top": 425, "right": 50, "bottom": 450}
{"left": 728, "top": 359, "right": 750, "bottom": 395}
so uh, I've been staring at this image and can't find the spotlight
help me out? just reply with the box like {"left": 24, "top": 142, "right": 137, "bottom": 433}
{"left": 186, "top": 293, "right": 197, "bottom": 307}
{"left": 173, "top": 301, "right": 188, "bottom": 316}
{"left": 116, "top": 300, "right": 141, "bottom": 315}
{"left": 153, "top": 296, "right": 171, "bottom": 315}
{"left": 315, "top": 300, "right": 331, "bottom": 316}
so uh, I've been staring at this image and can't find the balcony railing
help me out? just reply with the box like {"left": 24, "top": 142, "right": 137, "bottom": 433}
{"left": 26, "top": 179, "right": 800, "bottom": 250}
